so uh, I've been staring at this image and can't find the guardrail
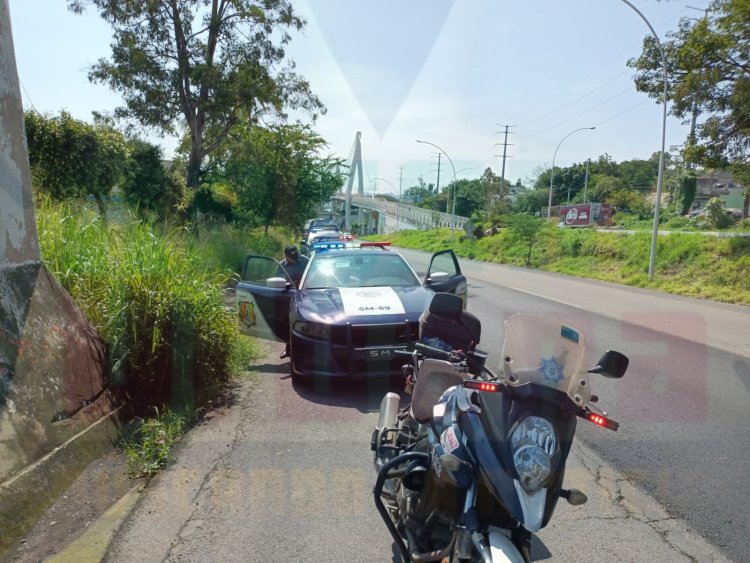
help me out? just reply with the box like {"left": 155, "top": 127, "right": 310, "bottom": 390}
{"left": 335, "top": 193, "right": 470, "bottom": 231}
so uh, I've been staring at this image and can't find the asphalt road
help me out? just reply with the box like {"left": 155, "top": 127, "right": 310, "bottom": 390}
{"left": 105, "top": 345, "right": 727, "bottom": 563}
{"left": 101, "top": 248, "right": 748, "bottom": 562}
{"left": 399, "top": 247, "right": 750, "bottom": 561}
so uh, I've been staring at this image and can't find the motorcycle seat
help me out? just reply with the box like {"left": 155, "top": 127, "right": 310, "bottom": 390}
{"left": 411, "top": 359, "right": 465, "bottom": 423}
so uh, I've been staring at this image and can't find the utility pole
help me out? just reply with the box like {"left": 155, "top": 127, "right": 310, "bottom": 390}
{"left": 496, "top": 124, "right": 516, "bottom": 199}
{"left": 496, "top": 124, "right": 515, "bottom": 196}
{"left": 583, "top": 159, "right": 590, "bottom": 203}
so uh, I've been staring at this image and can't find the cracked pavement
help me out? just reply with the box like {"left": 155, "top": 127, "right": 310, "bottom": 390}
{"left": 539, "top": 441, "right": 731, "bottom": 562}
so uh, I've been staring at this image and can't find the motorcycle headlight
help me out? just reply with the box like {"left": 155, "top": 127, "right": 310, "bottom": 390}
{"left": 294, "top": 321, "right": 331, "bottom": 339}
{"left": 510, "top": 416, "right": 557, "bottom": 493}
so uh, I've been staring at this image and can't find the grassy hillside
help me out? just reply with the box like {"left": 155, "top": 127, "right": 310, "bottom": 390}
{"left": 367, "top": 227, "right": 750, "bottom": 306}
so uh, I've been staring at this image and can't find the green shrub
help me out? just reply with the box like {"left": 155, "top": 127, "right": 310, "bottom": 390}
{"left": 188, "top": 224, "right": 287, "bottom": 274}
{"left": 121, "top": 407, "right": 186, "bottom": 478}
{"left": 36, "top": 198, "right": 243, "bottom": 410}
{"left": 663, "top": 216, "right": 691, "bottom": 230}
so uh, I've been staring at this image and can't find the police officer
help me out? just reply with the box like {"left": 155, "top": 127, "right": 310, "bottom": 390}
{"left": 276, "top": 245, "right": 308, "bottom": 359}
{"left": 276, "top": 244, "right": 308, "bottom": 288}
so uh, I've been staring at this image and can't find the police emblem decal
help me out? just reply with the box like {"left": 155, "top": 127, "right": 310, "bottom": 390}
{"left": 538, "top": 356, "right": 565, "bottom": 384}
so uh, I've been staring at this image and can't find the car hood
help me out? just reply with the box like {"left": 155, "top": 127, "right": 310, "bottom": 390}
{"left": 295, "top": 285, "right": 434, "bottom": 324}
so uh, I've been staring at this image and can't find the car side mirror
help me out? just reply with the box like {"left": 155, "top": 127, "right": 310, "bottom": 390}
{"left": 426, "top": 271, "right": 450, "bottom": 285}
{"left": 266, "top": 277, "right": 290, "bottom": 289}
{"left": 589, "top": 350, "right": 629, "bottom": 379}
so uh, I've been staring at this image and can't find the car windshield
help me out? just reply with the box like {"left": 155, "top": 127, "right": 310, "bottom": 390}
{"left": 303, "top": 252, "right": 420, "bottom": 289}
{"left": 311, "top": 224, "right": 339, "bottom": 232}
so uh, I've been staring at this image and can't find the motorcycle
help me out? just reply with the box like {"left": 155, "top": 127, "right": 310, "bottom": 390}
{"left": 371, "top": 293, "right": 628, "bottom": 562}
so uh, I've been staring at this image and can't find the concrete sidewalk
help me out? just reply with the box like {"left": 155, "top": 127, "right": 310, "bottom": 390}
{"left": 44, "top": 369, "right": 733, "bottom": 563}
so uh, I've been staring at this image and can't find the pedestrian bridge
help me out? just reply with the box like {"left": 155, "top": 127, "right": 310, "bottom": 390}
{"left": 330, "top": 192, "right": 471, "bottom": 235}
{"left": 333, "top": 131, "right": 470, "bottom": 235}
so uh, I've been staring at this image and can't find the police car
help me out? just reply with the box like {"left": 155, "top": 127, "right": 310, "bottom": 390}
{"left": 236, "top": 242, "right": 468, "bottom": 383}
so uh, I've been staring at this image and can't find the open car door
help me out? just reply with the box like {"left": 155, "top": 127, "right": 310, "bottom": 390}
{"left": 236, "top": 255, "right": 295, "bottom": 342}
{"left": 424, "top": 249, "right": 468, "bottom": 308}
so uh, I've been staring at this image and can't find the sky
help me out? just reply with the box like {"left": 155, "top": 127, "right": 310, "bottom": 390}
{"left": 8, "top": 0, "right": 711, "bottom": 197}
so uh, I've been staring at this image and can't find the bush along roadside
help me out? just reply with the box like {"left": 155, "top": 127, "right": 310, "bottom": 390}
{"left": 121, "top": 406, "right": 186, "bottom": 478}
{"left": 367, "top": 224, "right": 750, "bottom": 306}
{"left": 36, "top": 199, "right": 265, "bottom": 472}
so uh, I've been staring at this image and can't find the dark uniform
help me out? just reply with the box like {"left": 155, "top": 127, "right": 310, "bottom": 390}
{"left": 277, "top": 245, "right": 308, "bottom": 359}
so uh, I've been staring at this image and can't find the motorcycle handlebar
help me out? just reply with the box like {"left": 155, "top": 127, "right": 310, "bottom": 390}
{"left": 414, "top": 342, "right": 456, "bottom": 361}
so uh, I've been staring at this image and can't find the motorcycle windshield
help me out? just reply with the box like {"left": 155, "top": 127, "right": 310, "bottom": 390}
{"left": 500, "top": 314, "right": 591, "bottom": 407}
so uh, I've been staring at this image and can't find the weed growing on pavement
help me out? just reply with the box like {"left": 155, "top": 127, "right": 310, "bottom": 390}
{"left": 121, "top": 407, "right": 186, "bottom": 478}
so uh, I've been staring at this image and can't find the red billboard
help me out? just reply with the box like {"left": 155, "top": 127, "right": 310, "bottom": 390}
{"left": 559, "top": 203, "right": 611, "bottom": 227}
{"left": 560, "top": 204, "right": 593, "bottom": 226}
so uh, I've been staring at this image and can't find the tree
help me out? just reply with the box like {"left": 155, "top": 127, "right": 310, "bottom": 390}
{"left": 628, "top": 1, "right": 750, "bottom": 216}
{"left": 534, "top": 154, "right": 621, "bottom": 204}
{"left": 122, "top": 140, "right": 187, "bottom": 219}
{"left": 513, "top": 188, "right": 549, "bottom": 215}
{"left": 704, "top": 197, "right": 733, "bottom": 229}
{"left": 25, "top": 110, "right": 128, "bottom": 210}
{"left": 618, "top": 158, "right": 659, "bottom": 191}
{"left": 68, "top": 0, "right": 323, "bottom": 190}
{"left": 450, "top": 179, "right": 484, "bottom": 217}
{"left": 510, "top": 214, "right": 544, "bottom": 266}
{"left": 210, "top": 124, "right": 344, "bottom": 231}
{"left": 586, "top": 174, "right": 626, "bottom": 203}
{"left": 680, "top": 173, "right": 697, "bottom": 215}
{"left": 404, "top": 184, "right": 433, "bottom": 203}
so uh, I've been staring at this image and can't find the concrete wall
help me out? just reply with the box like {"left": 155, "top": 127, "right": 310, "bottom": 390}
{"left": 0, "top": 1, "right": 119, "bottom": 554}
{"left": 0, "top": 2, "right": 38, "bottom": 265}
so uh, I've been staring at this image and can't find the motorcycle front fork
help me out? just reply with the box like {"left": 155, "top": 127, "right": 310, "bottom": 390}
{"left": 453, "top": 482, "right": 532, "bottom": 563}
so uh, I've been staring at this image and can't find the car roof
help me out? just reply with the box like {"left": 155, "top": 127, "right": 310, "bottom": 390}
{"left": 309, "top": 245, "right": 398, "bottom": 257}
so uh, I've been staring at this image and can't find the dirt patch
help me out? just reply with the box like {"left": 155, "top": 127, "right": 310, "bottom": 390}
{"left": 5, "top": 451, "right": 141, "bottom": 562}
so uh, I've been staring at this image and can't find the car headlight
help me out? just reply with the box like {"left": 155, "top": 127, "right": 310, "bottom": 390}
{"left": 510, "top": 416, "right": 557, "bottom": 493}
{"left": 294, "top": 321, "right": 331, "bottom": 339}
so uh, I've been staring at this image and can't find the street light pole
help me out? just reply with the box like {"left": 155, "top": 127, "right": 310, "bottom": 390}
{"left": 620, "top": 0, "right": 668, "bottom": 280}
{"left": 373, "top": 177, "right": 399, "bottom": 232}
{"left": 547, "top": 127, "right": 596, "bottom": 219}
{"left": 416, "top": 140, "right": 457, "bottom": 236}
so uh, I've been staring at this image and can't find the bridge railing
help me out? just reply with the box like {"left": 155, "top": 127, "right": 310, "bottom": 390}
{"left": 336, "top": 193, "right": 470, "bottom": 230}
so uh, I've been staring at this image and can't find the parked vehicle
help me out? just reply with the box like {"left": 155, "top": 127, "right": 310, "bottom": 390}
{"left": 236, "top": 243, "right": 468, "bottom": 383}
{"left": 371, "top": 293, "right": 628, "bottom": 562}
{"left": 300, "top": 230, "right": 343, "bottom": 255}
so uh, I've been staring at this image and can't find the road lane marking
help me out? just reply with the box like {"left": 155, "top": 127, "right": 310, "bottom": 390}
{"left": 508, "top": 286, "right": 583, "bottom": 310}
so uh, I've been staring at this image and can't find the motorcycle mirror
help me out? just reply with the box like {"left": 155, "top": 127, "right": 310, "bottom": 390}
{"left": 427, "top": 293, "right": 463, "bottom": 320}
{"left": 588, "top": 350, "right": 629, "bottom": 379}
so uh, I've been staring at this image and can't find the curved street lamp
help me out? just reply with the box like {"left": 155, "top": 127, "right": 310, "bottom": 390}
{"left": 373, "top": 177, "right": 400, "bottom": 231}
{"left": 547, "top": 127, "right": 596, "bottom": 219}
{"left": 621, "top": 0, "right": 668, "bottom": 280}
{"left": 373, "top": 176, "right": 397, "bottom": 194}
{"left": 416, "top": 139, "right": 458, "bottom": 235}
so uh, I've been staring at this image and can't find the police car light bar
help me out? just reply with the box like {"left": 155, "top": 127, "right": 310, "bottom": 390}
{"left": 311, "top": 242, "right": 348, "bottom": 252}
{"left": 310, "top": 241, "right": 392, "bottom": 252}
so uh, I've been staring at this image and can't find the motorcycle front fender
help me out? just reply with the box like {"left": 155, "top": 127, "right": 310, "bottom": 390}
{"left": 488, "top": 529, "right": 527, "bottom": 563}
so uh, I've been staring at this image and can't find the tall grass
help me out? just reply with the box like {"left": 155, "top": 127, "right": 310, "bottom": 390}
{"left": 36, "top": 199, "right": 253, "bottom": 410}
{"left": 187, "top": 223, "right": 287, "bottom": 275}
{"left": 370, "top": 227, "right": 750, "bottom": 305}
